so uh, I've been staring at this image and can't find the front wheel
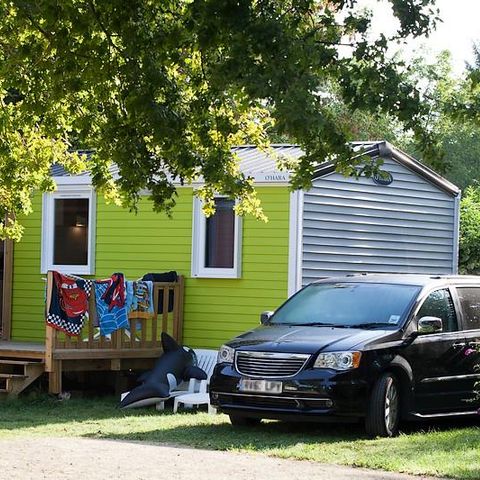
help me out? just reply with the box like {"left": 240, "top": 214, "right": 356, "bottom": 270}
{"left": 229, "top": 414, "right": 261, "bottom": 427}
{"left": 365, "top": 373, "right": 400, "bottom": 437}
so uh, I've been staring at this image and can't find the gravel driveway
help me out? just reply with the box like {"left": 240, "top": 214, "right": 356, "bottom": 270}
{"left": 0, "top": 437, "right": 444, "bottom": 480}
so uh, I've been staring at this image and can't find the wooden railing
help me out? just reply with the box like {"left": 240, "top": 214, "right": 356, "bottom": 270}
{"left": 44, "top": 271, "right": 184, "bottom": 393}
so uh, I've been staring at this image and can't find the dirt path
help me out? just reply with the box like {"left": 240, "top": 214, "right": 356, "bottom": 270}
{"left": 0, "top": 437, "right": 443, "bottom": 480}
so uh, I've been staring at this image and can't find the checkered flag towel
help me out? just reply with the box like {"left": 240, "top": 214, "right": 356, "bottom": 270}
{"left": 46, "top": 311, "right": 86, "bottom": 336}
{"left": 47, "top": 272, "right": 93, "bottom": 336}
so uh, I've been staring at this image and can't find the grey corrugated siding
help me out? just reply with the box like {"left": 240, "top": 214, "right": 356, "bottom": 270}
{"left": 52, "top": 145, "right": 305, "bottom": 178}
{"left": 233, "top": 145, "right": 303, "bottom": 174}
{"left": 301, "top": 157, "right": 457, "bottom": 285}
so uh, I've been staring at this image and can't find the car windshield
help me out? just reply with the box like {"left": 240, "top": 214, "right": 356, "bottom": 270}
{"left": 271, "top": 282, "right": 421, "bottom": 328}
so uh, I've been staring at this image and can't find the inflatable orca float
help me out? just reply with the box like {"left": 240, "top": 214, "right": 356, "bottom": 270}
{"left": 119, "top": 332, "right": 207, "bottom": 409}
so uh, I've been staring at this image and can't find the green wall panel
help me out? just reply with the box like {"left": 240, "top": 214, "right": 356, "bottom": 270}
{"left": 11, "top": 195, "right": 45, "bottom": 342}
{"left": 11, "top": 187, "right": 290, "bottom": 348}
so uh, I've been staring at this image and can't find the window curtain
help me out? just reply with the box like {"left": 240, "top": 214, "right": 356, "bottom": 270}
{"left": 205, "top": 198, "right": 235, "bottom": 268}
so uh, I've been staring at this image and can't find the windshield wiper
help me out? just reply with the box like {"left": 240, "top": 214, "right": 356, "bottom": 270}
{"left": 348, "top": 322, "right": 395, "bottom": 329}
{"left": 292, "top": 322, "right": 347, "bottom": 327}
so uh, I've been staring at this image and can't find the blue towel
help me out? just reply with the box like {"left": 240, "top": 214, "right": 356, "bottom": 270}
{"left": 94, "top": 281, "right": 129, "bottom": 336}
{"left": 126, "top": 280, "right": 154, "bottom": 316}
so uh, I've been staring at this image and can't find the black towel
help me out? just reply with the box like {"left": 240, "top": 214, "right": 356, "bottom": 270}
{"left": 142, "top": 272, "right": 178, "bottom": 313}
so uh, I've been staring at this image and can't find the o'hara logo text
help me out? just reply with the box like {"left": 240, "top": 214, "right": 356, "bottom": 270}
{"left": 263, "top": 174, "right": 288, "bottom": 181}
{"left": 373, "top": 171, "right": 393, "bottom": 186}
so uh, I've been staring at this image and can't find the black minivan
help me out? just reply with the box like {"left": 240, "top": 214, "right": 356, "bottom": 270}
{"left": 210, "top": 275, "right": 480, "bottom": 437}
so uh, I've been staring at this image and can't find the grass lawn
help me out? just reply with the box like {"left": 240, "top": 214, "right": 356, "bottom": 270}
{"left": 0, "top": 396, "right": 479, "bottom": 479}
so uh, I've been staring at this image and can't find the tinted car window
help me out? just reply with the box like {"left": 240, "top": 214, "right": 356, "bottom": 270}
{"left": 271, "top": 283, "right": 420, "bottom": 327}
{"left": 456, "top": 287, "right": 480, "bottom": 330}
{"left": 417, "top": 288, "right": 458, "bottom": 332}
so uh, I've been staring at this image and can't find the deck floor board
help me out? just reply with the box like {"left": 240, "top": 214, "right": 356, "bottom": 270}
{"left": 0, "top": 341, "right": 45, "bottom": 360}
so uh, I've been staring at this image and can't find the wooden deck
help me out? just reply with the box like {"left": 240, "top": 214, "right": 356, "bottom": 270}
{"left": 0, "top": 272, "right": 185, "bottom": 396}
{"left": 0, "top": 342, "right": 46, "bottom": 397}
{"left": 44, "top": 272, "right": 184, "bottom": 394}
{"left": 0, "top": 341, "right": 45, "bottom": 360}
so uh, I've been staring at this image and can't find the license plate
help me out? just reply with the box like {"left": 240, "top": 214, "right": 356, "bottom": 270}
{"left": 238, "top": 378, "right": 282, "bottom": 394}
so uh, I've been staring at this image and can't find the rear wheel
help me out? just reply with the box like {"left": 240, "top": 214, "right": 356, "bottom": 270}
{"left": 365, "top": 373, "right": 400, "bottom": 437}
{"left": 229, "top": 414, "right": 261, "bottom": 427}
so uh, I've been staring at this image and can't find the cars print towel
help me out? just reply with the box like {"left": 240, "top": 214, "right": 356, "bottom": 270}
{"left": 46, "top": 272, "right": 92, "bottom": 336}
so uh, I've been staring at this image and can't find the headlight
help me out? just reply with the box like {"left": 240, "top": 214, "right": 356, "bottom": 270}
{"left": 314, "top": 351, "right": 362, "bottom": 370}
{"left": 217, "top": 345, "right": 235, "bottom": 364}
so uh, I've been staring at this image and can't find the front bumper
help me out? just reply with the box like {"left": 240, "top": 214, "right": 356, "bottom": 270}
{"left": 210, "top": 363, "right": 369, "bottom": 421}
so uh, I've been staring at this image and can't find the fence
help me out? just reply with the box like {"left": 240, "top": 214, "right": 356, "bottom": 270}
{"left": 44, "top": 271, "right": 184, "bottom": 393}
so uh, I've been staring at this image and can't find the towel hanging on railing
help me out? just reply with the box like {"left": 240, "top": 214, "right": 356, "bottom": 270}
{"left": 46, "top": 272, "right": 93, "bottom": 336}
{"left": 94, "top": 273, "right": 130, "bottom": 336}
{"left": 126, "top": 280, "right": 154, "bottom": 319}
{"left": 142, "top": 271, "right": 177, "bottom": 313}
{"left": 45, "top": 270, "right": 180, "bottom": 336}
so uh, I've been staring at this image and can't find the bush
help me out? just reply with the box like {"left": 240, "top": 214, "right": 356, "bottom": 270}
{"left": 459, "top": 185, "right": 480, "bottom": 274}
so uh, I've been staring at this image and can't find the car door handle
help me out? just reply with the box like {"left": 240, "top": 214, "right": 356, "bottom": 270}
{"left": 452, "top": 342, "right": 466, "bottom": 348}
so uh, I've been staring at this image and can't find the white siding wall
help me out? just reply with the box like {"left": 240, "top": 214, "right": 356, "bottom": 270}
{"left": 301, "top": 157, "right": 458, "bottom": 285}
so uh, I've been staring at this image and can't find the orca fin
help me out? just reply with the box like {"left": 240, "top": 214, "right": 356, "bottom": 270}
{"left": 183, "top": 366, "right": 207, "bottom": 381}
{"left": 161, "top": 332, "right": 181, "bottom": 353}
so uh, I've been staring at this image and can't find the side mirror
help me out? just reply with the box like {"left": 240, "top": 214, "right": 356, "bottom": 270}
{"left": 260, "top": 311, "right": 274, "bottom": 325}
{"left": 417, "top": 316, "right": 443, "bottom": 334}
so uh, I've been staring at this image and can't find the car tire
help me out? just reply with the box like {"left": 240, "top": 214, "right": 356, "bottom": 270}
{"left": 229, "top": 414, "right": 261, "bottom": 427}
{"left": 365, "top": 372, "right": 400, "bottom": 438}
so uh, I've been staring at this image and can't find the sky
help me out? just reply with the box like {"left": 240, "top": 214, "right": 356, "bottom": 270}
{"left": 357, "top": 0, "right": 480, "bottom": 74}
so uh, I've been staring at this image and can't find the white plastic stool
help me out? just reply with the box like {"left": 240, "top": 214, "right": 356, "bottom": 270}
{"left": 173, "top": 380, "right": 217, "bottom": 414}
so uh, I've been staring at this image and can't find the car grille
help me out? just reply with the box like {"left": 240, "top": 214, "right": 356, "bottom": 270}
{"left": 235, "top": 351, "right": 310, "bottom": 378}
{"left": 215, "top": 393, "right": 332, "bottom": 410}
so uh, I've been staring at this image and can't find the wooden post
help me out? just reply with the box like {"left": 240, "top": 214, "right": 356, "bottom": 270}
{"left": 87, "top": 296, "right": 95, "bottom": 349}
{"left": 46, "top": 274, "right": 62, "bottom": 395}
{"left": 48, "top": 360, "right": 62, "bottom": 394}
{"left": 110, "top": 358, "right": 121, "bottom": 371}
{"left": 175, "top": 276, "right": 184, "bottom": 344}
{"left": 113, "top": 329, "right": 122, "bottom": 350}
{"left": 45, "top": 271, "right": 55, "bottom": 373}
{"left": 162, "top": 286, "right": 169, "bottom": 334}
{"left": 1, "top": 237, "right": 14, "bottom": 340}
{"left": 130, "top": 317, "right": 137, "bottom": 348}
{"left": 151, "top": 286, "right": 158, "bottom": 347}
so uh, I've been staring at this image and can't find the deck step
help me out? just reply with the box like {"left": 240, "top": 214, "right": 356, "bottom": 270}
{"left": 0, "top": 359, "right": 44, "bottom": 365}
{"left": 0, "top": 360, "right": 44, "bottom": 377}
{"left": 0, "top": 359, "right": 45, "bottom": 398}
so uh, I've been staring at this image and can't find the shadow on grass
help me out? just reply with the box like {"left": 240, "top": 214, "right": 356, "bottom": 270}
{"left": 86, "top": 420, "right": 480, "bottom": 445}
{"left": 83, "top": 415, "right": 368, "bottom": 452}
{"left": 0, "top": 395, "right": 155, "bottom": 431}
{"left": 80, "top": 408, "right": 480, "bottom": 446}
{"left": 0, "top": 394, "right": 478, "bottom": 436}
{"left": 81, "top": 412, "right": 480, "bottom": 479}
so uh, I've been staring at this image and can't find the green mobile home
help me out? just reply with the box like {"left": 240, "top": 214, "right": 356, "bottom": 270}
{"left": 15, "top": 184, "right": 290, "bottom": 349}
{"left": 0, "top": 141, "right": 460, "bottom": 394}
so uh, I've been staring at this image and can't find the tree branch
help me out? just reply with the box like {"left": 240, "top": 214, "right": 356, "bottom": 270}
{"left": 87, "top": 0, "right": 123, "bottom": 55}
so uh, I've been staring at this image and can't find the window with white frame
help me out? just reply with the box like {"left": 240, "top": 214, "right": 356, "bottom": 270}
{"left": 191, "top": 196, "right": 242, "bottom": 278}
{"left": 41, "top": 185, "right": 96, "bottom": 275}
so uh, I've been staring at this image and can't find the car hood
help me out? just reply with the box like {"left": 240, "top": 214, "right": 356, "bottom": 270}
{"left": 227, "top": 324, "right": 398, "bottom": 354}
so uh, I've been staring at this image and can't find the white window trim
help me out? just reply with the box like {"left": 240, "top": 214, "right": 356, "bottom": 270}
{"left": 191, "top": 196, "right": 242, "bottom": 279}
{"left": 41, "top": 185, "right": 96, "bottom": 275}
